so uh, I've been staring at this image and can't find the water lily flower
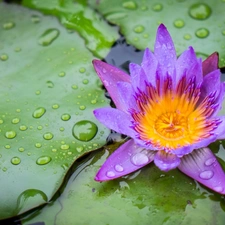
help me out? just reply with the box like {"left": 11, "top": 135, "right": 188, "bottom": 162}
{"left": 93, "top": 24, "right": 225, "bottom": 194}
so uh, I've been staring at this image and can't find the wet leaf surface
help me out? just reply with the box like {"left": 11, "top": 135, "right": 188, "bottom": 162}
{"left": 22, "top": 0, "right": 119, "bottom": 58}
{"left": 0, "top": 2, "right": 111, "bottom": 219}
{"left": 21, "top": 141, "right": 225, "bottom": 225}
{"left": 90, "top": 0, "right": 225, "bottom": 67}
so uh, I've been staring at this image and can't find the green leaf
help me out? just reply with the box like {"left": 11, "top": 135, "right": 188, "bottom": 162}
{"left": 21, "top": 142, "right": 225, "bottom": 225}
{"left": 90, "top": 0, "right": 225, "bottom": 67}
{"left": 22, "top": 0, "right": 119, "bottom": 58}
{"left": 0, "top": 3, "right": 111, "bottom": 219}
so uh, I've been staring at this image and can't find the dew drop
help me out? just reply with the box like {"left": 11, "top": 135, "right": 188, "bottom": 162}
{"left": 173, "top": 19, "right": 185, "bottom": 28}
{"left": 115, "top": 164, "right": 124, "bottom": 172}
{"left": 79, "top": 67, "right": 86, "bottom": 73}
{"left": 82, "top": 79, "right": 89, "bottom": 84}
{"left": 189, "top": 3, "right": 211, "bottom": 20}
{"left": 5, "top": 130, "right": 16, "bottom": 139}
{"left": 214, "top": 186, "right": 223, "bottom": 193}
{"left": 18, "top": 147, "right": 25, "bottom": 152}
{"left": 11, "top": 157, "right": 21, "bottom": 165}
{"left": 184, "top": 34, "right": 192, "bottom": 40}
{"left": 5, "top": 145, "right": 11, "bottom": 149}
{"left": 37, "top": 125, "right": 43, "bottom": 130}
{"left": 72, "top": 120, "right": 98, "bottom": 142}
{"left": 43, "top": 132, "right": 54, "bottom": 140}
{"left": 91, "top": 99, "right": 97, "bottom": 104}
{"left": 16, "top": 189, "right": 47, "bottom": 214}
{"left": 79, "top": 105, "right": 86, "bottom": 110}
{"left": 58, "top": 71, "right": 66, "bottom": 77}
{"left": 3, "top": 21, "right": 15, "bottom": 29}
{"left": 199, "top": 170, "right": 214, "bottom": 179}
{"left": 122, "top": 1, "right": 137, "bottom": 10}
{"left": 14, "top": 47, "right": 21, "bottom": 52}
{"left": 0, "top": 119, "right": 4, "bottom": 124}
{"left": 52, "top": 148, "right": 57, "bottom": 153}
{"left": 195, "top": 28, "right": 209, "bottom": 38}
{"left": 205, "top": 158, "right": 216, "bottom": 166}
{"left": 38, "top": 28, "right": 60, "bottom": 46}
{"left": 106, "top": 171, "right": 116, "bottom": 178}
{"left": 0, "top": 54, "right": 8, "bottom": 61}
{"left": 32, "top": 107, "right": 46, "bottom": 118}
{"left": 2, "top": 167, "right": 7, "bottom": 172}
{"left": 12, "top": 118, "right": 20, "bottom": 124}
{"left": 72, "top": 84, "right": 78, "bottom": 90}
{"left": 61, "top": 144, "right": 70, "bottom": 150}
{"left": 52, "top": 104, "right": 59, "bottom": 109}
{"left": 19, "top": 125, "right": 27, "bottom": 131}
{"left": 59, "top": 127, "right": 65, "bottom": 131}
{"left": 31, "top": 15, "right": 40, "bottom": 23}
{"left": 131, "top": 153, "right": 149, "bottom": 166}
{"left": 76, "top": 146, "right": 84, "bottom": 152}
{"left": 152, "top": 3, "right": 163, "bottom": 11}
{"left": 133, "top": 25, "right": 145, "bottom": 33}
{"left": 222, "top": 30, "right": 225, "bottom": 36}
{"left": 36, "top": 156, "right": 52, "bottom": 165}
{"left": 35, "top": 143, "right": 42, "bottom": 148}
{"left": 61, "top": 113, "right": 71, "bottom": 121}
{"left": 35, "top": 90, "right": 41, "bottom": 95}
{"left": 46, "top": 80, "right": 54, "bottom": 88}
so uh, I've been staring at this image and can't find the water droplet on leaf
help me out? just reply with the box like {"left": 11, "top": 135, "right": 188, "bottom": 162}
{"left": 19, "top": 125, "right": 27, "bottom": 131}
{"left": 195, "top": 28, "right": 209, "bottom": 38}
{"left": 5, "top": 130, "right": 16, "bottom": 139}
{"left": 36, "top": 156, "right": 52, "bottom": 165}
{"left": 122, "top": 1, "right": 137, "bottom": 10}
{"left": 11, "top": 157, "right": 21, "bottom": 165}
{"left": 173, "top": 19, "right": 185, "bottom": 28}
{"left": 189, "top": 3, "right": 211, "bottom": 20}
{"left": 16, "top": 189, "right": 47, "bottom": 214}
{"left": 31, "top": 15, "right": 40, "bottom": 23}
{"left": 152, "top": 3, "right": 163, "bottom": 11}
{"left": 43, "top": 132, "right": 53, "bottom": 140}
{"left": 61, "top": 113, "right": 71, "bottom": 121}
{"left": 3, "top": 21, "right": 15, "bottom": 29}
{"left": 38, "top": 28, "right": 60, "bottom": 46}
{"left": 0, "top": 54, "right": 8, "bottom": 61}
{"left": 32, "top": 107, "right": 46, "bottom": 118}
{"left": 133, "top": 25, "right": 145, "bottom": 33}
{"left": 72, "top": 120, "right": 98, "bottom": 142}
{"left": 46, "top": 80, "right": 54, "bottom": 88}
{"left": 58, "top": 71, "right": 66, "bottom": 77}
{"left": 12, "top": 118, "right": 20, "bottom": 124}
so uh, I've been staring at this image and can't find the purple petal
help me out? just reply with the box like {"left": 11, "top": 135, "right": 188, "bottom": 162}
{"left": 93, "top": 107, "right": 135, "bottom": 138}
{"left": 200, "top": 69, "right": 222, "bottom": 101}
{"left": 176, "top": 47, "right": 201, "bottom": 84}
{"left": 141, "top": 48, "right": 158, "bottom": 86}
{"left": 154, "top": 151, "right": 181, "bottom": 171}
{"left": 154, "top": 24, "right": 176, "bottom": 77}
{"left": 215, "top": 116, "right": 225, "bottom": 139}
{"left": 172, "top": 135, "right": 217, "bottom": 157}
{"left": 95, "top": 139, "right": 155, "bottom": 181}
{"left": 117, "top": 81, "right": 137, "bottom": 111}
{"left": 178, "top": 148, "right": 225, "bottom": 194}
{"left": 92, "top": 60, "right": 130, "bottom": 111}
{"left": 129, "top": 63, "right": 148, "bottom": 92}
{"left": 202, "top": 52, "right": 219, "bottom": 76}
{"left": 186, "top": 58, "right": 202, "bottom": 85}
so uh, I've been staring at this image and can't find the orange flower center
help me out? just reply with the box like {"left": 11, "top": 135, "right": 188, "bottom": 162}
{"left": 132, "top": 77, "right": 218, "bottom": 150}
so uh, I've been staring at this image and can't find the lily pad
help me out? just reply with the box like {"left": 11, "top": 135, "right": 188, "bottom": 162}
{"left": 90, "top": 0, "right": 225, "bottom": 67}
{"left": 0, "top": 3, "right": 111, "bottom": 219}
{"left": 21, "top": 141, "right": 225, "bottom": 225}
{"left": 22, "top": 0, "right": 119, "bottom": 58}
